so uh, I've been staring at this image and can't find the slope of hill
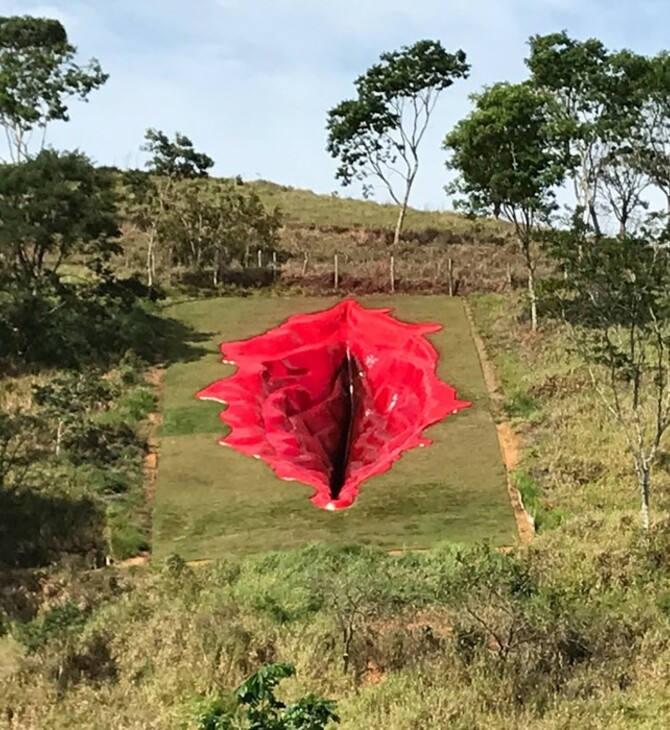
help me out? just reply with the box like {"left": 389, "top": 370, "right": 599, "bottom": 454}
{"left": 244, "top": 179, "right": 510, "bottom": 237}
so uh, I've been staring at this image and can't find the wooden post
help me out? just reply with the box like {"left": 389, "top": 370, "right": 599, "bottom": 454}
{"left": 447, "top": 257, "right": 454, "bottom": 296}
{"left": 272, "top": 251, "right": 277, "bottom": 280}
{"left": 390, "top": 255, "right": 395, "bottom": 293}
{"left": 301, "top": 251, "right": 308, "bottom": 277}
{"left": 506, "top": 262, "right": 513, "bottom": 288}
{"left": 257, "top": 249, "right": 262, "bottom": 267}
{"left": 334, "top": 254, "right": 339, "bottom": 290}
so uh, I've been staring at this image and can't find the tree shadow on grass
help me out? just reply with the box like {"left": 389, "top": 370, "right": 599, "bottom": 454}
{"left": 0, "top": 489, "right": 106, "bottom": 570}
{"left": 149, "top": 312, "right": 212, "bottom": 366}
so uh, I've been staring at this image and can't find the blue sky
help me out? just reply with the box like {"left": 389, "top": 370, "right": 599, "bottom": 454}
{"left": 0, "top": 0, "right": 668, "bottom": 209}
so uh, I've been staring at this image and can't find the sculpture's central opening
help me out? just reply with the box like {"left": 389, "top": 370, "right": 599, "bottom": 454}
{"left": 324, "top": 351, "right": 357, "bottom": 499}
{"left": 197, "top": 300, "right": 470, "bottom": 510}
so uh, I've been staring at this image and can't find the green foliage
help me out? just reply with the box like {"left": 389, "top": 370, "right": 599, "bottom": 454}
{"left": 119, "top": 387, "right": 157, "bottom": 422}
{"left": 503, "top": 391, "right": 540, "bottom": 419}
{"left": 328, "top": 39, "right": 469, "bottom": 190}
{"left": 0, "top": 15, "right": 107, "bottom": 161}
{"left": 194, "top": 663, "right": 339, "bottom": 730}
{"left": 33, "top": 370, "right": 118, "bottom": 453}
{"left": 116, "top": 351, "right": 150, "bottom": 386}
{"left": 0, "top": 269, "right": 191, "bottom": 368}
{"left": 0, "top": 408, "right": 48, "bottom": 490}
{"left": 513, "top": 470, "right": 542, "bottom": 516}
{"left": 525, "top": 31, "right": 650, "bottom": 234}
{"left": 143, "top": 128, "right": 214, "bottom": 179}
{"left": 13, "top": 602, "right": 88, "bottom": 654}
{"left": 164, "top": 178, "right": 282, "bottom": 285}
{"left": 445, "top": 82, "right": 565, "bottom": 220}
{"left": 327, "top": 39, "right": 468, "bottom": 243}
{"left": 543, "top": 226, "right": 670, "bottom": 527}
{"left": 445, "top": 81, "right": 567, "bottom": 328}
{"left": 0, "top": 149, "right": 119, "bottom": 282}
{"left": 108, "top": 519, "right": 149, "bottom": 560}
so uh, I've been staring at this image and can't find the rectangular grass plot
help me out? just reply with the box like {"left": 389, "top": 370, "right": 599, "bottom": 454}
{"left": 152, "top": 295, "right": 517, "bottom": 560}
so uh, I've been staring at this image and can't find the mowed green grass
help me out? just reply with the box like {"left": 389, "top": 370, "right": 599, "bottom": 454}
{"left": 152, "top": 295, "right": 516, "bottom": 560}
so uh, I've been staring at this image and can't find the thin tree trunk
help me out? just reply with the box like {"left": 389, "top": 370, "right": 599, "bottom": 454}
{"left": 522, "top": 240, "right": 538, "bottom": 331}
{"left": 528, "top": 267, "right": 538, "bottom": 331}
{"left": 393, "top": 204, "right": 407, "bottom": 247}
{"left": 639, "top": 467, "right": 651, "bottom": 531}
{"left": 55, "top": 419, "right": 63, "bottom": 457}
{"left": 393, "top": 178, "right": 414, "bottom": 247}
{"left": 146, "top": 230, "right": 155, "bottom": 287}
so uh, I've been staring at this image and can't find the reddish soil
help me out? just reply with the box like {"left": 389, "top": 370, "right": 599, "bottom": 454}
{"left": 462, "top": 300, "right": 534, "bottom": 544}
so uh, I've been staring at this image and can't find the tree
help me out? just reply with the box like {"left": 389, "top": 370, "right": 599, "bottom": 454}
{"left": 525, "top": 31, "right": 648, "bottom": 235}
{"left": 32, "top": 370, "right": 117, "bottom": 456}
{"left": 544, "top": 222, "right": 670, "bottom": 530}
{"left": 327, "top": 40, "right": 469, "bottom": 246}
{"left": 165, "top": 178, "right": 281, "bottom": 285}
{"left": 142, "top": 128, "right": 214, "bottom": 179}
{"left": 597, "top": 146, "right": 650, "bottom": 237}
{"left": 0, "top": 15, "right": 107, "bottom": 162}
{"left": 0, "top": 149, "right": 119, "bottom": 285}
{"left": 631, "top": 52, "right": 670, "bottom": 222}
{"left": 125, "top": 129, "right": 215, "bottom": 286}
{"left": 445, "top": 82, "right": 566, "bottom": 330}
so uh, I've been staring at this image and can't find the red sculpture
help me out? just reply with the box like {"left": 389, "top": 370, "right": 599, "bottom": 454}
{"left": 197, "top": 299, "right": 471, "bottom": 510}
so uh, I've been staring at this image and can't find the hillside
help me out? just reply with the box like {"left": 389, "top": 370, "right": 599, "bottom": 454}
{"left": 115, "top": 175, "right": 523, "bottom": 296}
{"left": 242, "top": 179, "right": 509, "bottom": 236}
{"left": 2, "top": 179, "right": 667, "bottom": 730}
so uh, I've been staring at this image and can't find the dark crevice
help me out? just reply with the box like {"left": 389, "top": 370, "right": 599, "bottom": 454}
{"left": 328, "top": 349, "right": 358, "bottom": 499}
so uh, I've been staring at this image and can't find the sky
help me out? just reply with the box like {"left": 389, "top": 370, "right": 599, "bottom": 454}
{"left": 0, "top": 0, "right": 669, "bottom": 210}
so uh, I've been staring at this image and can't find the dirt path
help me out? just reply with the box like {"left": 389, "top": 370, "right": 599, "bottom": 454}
{"left": 462, "top": 299, "right": 534, "bottom": 544}
{"left": 116, "top": 367, "right": 165, "bottom": 569}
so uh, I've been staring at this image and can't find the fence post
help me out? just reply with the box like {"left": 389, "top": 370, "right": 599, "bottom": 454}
{"left": 257, "top": 249, "right": 262, "bottom": 268}
{"left": 301, "top": 251, "right": 308, "bottom": 277}
{"left": 334, "top": 254, "right": 339, "bottom": 290}
{"left": 447, "top": 257, "right": 454, "bottom": 296}
{"left": 390, "top": 255, "right": 395, "bottom": 293}
{"left": 506, "top": 262, "right": 513, "bottom": 288}
{"left": 244, "top": 245, "right": 250, "bottom": 268}
{"left": 272, "top": 251, "right": 277, "bottom": 280}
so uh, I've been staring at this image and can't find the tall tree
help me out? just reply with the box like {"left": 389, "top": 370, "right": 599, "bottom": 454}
{"left": 545, "top": 223, "right": 670, "bottom": 530}
{"left": 327, "top": 40, "right": 469, "bottom": 246}
{"left": 445, "top": 82, "right": 566, "bottom": 330}
{"left": 126, "top": 129, "right": 215, "bottom": 286}
{"left": 0, "top": 15, "right": 107, "bottom": 162}
{"left": 526, "top": 32, "right": 648, "bottom": 235}
{"left": 632, "top": 52, "right": 670, "bottom": 222}
{"left": 0, "top": 149, "right": 119, "bottom": 285}
{"left": 142, "top": 128, "right": 214, "bottom": 179}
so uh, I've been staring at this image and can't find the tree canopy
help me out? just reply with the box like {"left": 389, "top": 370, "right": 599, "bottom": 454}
{"left": 327, "top": 39, "right": 469, "bottom": 245}
{"left": 445, "top": 82, "right": 566, "bottom": 329}
{"left": 0, "top": 149, "right": 119, "bottom": 283}
{"left": 0, "top": 15, "right": 107, "bottom": 161}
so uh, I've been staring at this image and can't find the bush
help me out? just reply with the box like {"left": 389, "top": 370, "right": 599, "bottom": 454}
{"left": 193, "top": 663, "right": 339, "bottom": 730}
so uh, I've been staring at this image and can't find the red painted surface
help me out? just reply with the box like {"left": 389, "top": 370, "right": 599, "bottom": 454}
{"left": 196, "top": 299, "right": 471, "bottom": 510}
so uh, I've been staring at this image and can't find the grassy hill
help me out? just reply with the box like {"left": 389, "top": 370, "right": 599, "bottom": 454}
{"left": 242, "top": 179, "right": 510, "bottom": 237}
{"left": 6, "top": 177, "right": 669, "bottom": 729}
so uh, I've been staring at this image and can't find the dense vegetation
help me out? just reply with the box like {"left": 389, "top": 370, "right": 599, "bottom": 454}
{"left": 3, "top": 11, "right": 670, "bottom": 730}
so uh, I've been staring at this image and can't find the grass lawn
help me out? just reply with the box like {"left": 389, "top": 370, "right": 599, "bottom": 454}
{"left": 152, "top": 295, "right": 517, "bottom": 560}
